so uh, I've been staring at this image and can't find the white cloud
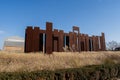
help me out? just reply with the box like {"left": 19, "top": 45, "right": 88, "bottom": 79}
{"left": 7, "top": 39, "right": 24, "bottom": 42}
{"left": 0, "top": 30, "right": 5, "bottom": 34}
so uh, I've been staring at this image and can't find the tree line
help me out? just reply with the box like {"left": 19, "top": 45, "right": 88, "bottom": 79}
{"left": 106, "top": 41, "right": 120, "bottom": 51}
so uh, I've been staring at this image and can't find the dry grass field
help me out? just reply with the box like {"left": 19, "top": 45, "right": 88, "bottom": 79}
{"left": 0, "top": 51, "right": 120, "bottom": 72}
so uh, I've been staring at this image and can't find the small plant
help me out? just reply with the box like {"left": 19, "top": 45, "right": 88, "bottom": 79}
{"left": 103, "top": 58, "right": 115, "bottom": 65}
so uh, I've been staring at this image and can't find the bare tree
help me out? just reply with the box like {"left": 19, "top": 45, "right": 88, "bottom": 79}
{"left": 106, "top": 41, "right": 120, "bottom": 51}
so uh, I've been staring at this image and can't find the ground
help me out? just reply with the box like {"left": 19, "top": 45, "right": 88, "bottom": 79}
{"left": 0, "top": 51, "right": 120, "bottom": 72}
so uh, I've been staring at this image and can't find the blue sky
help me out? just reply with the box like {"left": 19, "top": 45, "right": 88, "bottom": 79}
{"left": 0, "top": 0, "right": 120, "bottom": 49}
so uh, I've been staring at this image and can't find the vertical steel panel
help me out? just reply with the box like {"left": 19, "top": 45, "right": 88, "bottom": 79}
{"left": 59, "top": 30, "right": 64, "bottom": 52}
{"left": 82, "top": 34, "right": 86, "bottom": 51}
{"left": 46, "top": 22, "right": 53, "bottom": 54}
{"left": 78, "top": 33, "right": 81, "bottom": 52}
{"left": 85, "top": 34, "right": 89, "bottom": 51}
{"left": 102, "top": 33, "right": 106, "bottom": 51}
{"left": 69, "top": 32, "right": 73, "bottom": 50}
{"left": 92, "top": 36, "right": 96, "bottom": 51}
{"left": 53, "top": 29, "right": 59, "bottom": 52}
{"left": 100, "top": 33, "right": 106, "bottom": 51}
{"left": 95, "top": 36, "right": 99, "bottom": 51}
{"left": 25, "top": 27, "right": 33, "bottom": 53}
{"left": 74, "top": 33, "right": 77, "bottom": 51}
{"left": 33, "top": 27, "right": 40, "bottom": 52}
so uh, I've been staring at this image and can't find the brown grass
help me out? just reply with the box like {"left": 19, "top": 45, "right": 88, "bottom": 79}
{"left": 0, "top": 51, "right": 120, "bottom": 72}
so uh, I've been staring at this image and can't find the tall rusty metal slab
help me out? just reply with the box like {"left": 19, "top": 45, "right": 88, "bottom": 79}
{"left": 92, "top": 36, "right": 96, "bottom": 51}
{"left": 59, "top": 30, "right": 64, "bottom": 52}
{"left": 25, "top": 27, "right": 29, "bottom": 53}
{"left": 100, "top": 33, "right": 106, "bottom": 51}
{"left": 53, "top": 29, "right": 59, "bottom": 52}
{"left": 79, "top": 34, "right": 82, "bottom": 51}
{"left": 85, "top": 34, "right": 89, "bottom": 51}
{"left": 25, "top": 27, "right": 33, "bottom": 53}
{"left": 73, "top": 33, "right": 77, "bottom": 51}
{"left": 78, "top": 33, "right": 81, "bottom": 52}
{"left": 80, "top": 34, "right": 85, "bottom": 51}
{"left": 78, "top": 33, "right": 80, "bottom": 52}
{"left": 100, "top": 36, "right": 103, "bottom": 51}
{"left": 33, "top": 27, "right": 40, "bottom": 52}
{"left": 31, "top": 28, "right": 34, "bottom": 52}
{"left": 69, "top": 32, "right": 73, "bottom": 50}
{"left": 46, "top": 22, "right": 53, "bottom": 54}
{"left": 81, "top": 34, "right": 84, "bottom": 51}
{"left": 94, "top": 36, "right": 97, "bottom": 51}
{"left": 97, "top": 36, "right": 101, "bottom": 51}
{"left": 95, "top": 36, "right": 99, "bottom": 51}
{"left": 73, "top": 26, "right": 80, "bottom": 52}
{"left": 102, "top": 33, "right": 106, "bottom": 51}
{"left": 82, "top": 34, "right": 86, "bottom": 51}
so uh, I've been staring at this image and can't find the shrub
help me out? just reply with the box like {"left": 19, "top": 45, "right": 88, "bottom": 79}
{"left": 0, "top": 64, "right": 120, "bottom": 80}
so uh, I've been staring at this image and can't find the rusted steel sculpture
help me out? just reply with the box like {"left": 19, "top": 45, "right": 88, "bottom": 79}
{"left": 33, "top": 27, "right": 40, "bottom": 52}
{"left": 24, "top": 22, "right": 106, "bottom": 53}
{"left": 46, "top": 22, "right": 53, "bottom": 54}
{"left": 25, "top": 27, "right": 33, "bottom": 52}
{"left": 59, "top": 30, "right": 64, "bottom": 52}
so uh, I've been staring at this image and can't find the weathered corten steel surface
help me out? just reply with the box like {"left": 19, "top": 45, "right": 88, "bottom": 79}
{"left": 101, "top": 33, "right": 106, "bottom": 50}
{"left": 25, "top": 27, "right": 33, "bottom": 52}
{"left": 59, "top": 30, "right": 64, "bottom": 52}
{"left": 100, "top": 33, "right": 106, "bottom": 51}
{"left": 73, "top": 33, "right": 77, "bottom": 51}
{"left": 53, "top": 29, "right": 59, "bottom": 52}
{"left": 33, "top": 27, "right": 40, "bottom": 52}
{"left": 46, "top": 22, "right": 53, "bottom": 54}
{"left": 69, "top": 32, "right": 74, "bottom": 51}
{"left": 85, "top": 34, "right": 89, "bottom": 51}
{"left": 25, "top": 22, "right": 106, "bottom": 53}
{"left": 95, "top": 36, "right": 99, "bottom": 51}
{"left": 92, "top": 36, "right": 96, "bottom": 51}
{"left": 73, "top": 26, "right": 80, "bottom": 52}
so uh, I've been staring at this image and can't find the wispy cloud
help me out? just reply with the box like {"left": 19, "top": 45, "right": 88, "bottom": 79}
{"left": 0, "top": 30, "right": 5, "bottom": 34}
